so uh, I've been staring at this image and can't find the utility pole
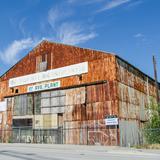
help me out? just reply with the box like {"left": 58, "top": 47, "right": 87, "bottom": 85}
{"left": 153, "top": 55, "right": 160, "bottom": 103}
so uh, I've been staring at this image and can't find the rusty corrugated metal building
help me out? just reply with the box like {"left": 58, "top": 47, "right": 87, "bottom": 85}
{"left": 0, "top": 40, "right": 157, "bottom": 146}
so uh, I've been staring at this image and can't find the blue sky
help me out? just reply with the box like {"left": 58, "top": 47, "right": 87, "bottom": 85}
{"left": 0, "top": 0, "right": 160, "bottom": 80}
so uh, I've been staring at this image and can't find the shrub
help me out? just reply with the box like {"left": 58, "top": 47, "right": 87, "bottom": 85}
{"left": 144, "top": 101, "right": 160, "bottom": 144}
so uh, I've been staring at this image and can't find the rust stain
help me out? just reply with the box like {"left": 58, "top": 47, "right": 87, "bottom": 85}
{"left": 0, "top": 41, "right": 158, "bottom": 145}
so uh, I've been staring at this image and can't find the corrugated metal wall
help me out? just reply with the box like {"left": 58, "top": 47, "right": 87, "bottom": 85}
{"left": 8, "top": 82, "right": 119, "bottom": 145}
{"left": 41, "top": 90, "right": 66, "bottom": 114}
{"left": 63, "top": 82, "right": 118, "bottom": 145}
{"left": 0, "top": 41, "right": 158, "bottom": 146}
{"left": 0, "top": 97, "right": 14, "bottom": 142}
{"left": 34, "top": 114, "right": 58, "bottom": 129}
{"left": 13, "top": 95, "right": 33, "bottom": 116}
{"left": 119, "top": 119, "right": 139, "bottom": 146}
{"left": 116, "top": 57, "right": 157, "bottom": 146}
{"left": 118, "top": 83, "right": 149, "bottom": 121}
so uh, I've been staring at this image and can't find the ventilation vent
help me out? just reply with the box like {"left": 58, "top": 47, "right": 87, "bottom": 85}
{"left": 39, "top": 61, "right": 47, "bottom": 72}
{"left": 36, "top": 53, "right": 48, "bottom": 72}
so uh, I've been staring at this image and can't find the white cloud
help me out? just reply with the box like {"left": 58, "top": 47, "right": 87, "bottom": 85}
{"left": 134, "top": 33, "right": 144, "bottom": 38}
{"left": 0, "top": 3, "right": 97, "bottom": 66}
{"left": 68, "top": 0, "right": 104, "bottom": 5}
{"left": 97, "top": 0, "right": 131, "bottom": 12}
{"left": 68, "top": 0, "right": 77, "bottom": 3}
{"left": 47, "top": 5, "right": 97, "bottom": 45}
{"left": 127, "top": 0, "right": 142, "bottom": 8}
{"left": 48, "top": 5, "right": 72, "bottom": 28}
{"left": 19, "top": 18, "right": 27, "bottom": 36}
{"left": 0, "top": 38, "right": 35, "bottom": 65}
{"left": 48, "top": 7, "right": 61, "bottom": 28}
{"left": 133, "top": 33, "right": 149, "bottom": 45}
{"left": 56, "top": 22, "right": 97, "bottom": 45}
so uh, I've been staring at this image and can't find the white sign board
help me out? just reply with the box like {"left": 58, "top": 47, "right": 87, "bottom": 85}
{"left": 27, "top": 81, "right": 60, "bottom": 92}
{"left": 0, "top": 100, "right": 7, "bottom": 112}
{"left": 9, "top": 62, "right": 88, "bottom": 87}
{"left": 0, "top": 114, "right": 2, "bottom": 123}
{"left": 105, "top": 118, "right": 118, "bottom": 126}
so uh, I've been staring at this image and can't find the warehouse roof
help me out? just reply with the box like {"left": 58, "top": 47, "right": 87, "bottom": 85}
{"left": 0, "top": 40, "right": 158, "bottom": 85}
{"left": 0, "top": 40, "right": 113, "bottom": 79}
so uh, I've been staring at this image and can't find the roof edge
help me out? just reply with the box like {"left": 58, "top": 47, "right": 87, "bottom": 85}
{"left": 0, "top": 40, "right": 114, "bottom": 79}
{"left": 0, "top": 40, "right": 157, "bottom": 85}
{"left": 115, "top": 55, "right": 159, "bottom": 85}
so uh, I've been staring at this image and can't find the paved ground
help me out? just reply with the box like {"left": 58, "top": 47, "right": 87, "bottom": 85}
{"left": 0, "top": 144, "right": 160, "bottom": 160}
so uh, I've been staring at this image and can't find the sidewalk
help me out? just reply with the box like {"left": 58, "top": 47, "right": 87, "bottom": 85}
{"left": 1, "top": 143, "right": 160, "bottom": 155}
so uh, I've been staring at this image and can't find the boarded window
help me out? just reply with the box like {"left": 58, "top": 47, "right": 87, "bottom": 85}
{"left": 34, "top": 93, "right": 41, "bottom": 115}
{"left": 13, "top": 119, "right": 32, "bottom": 127}
{"left": 13, "top": 94, "right": 33, "bottom": 116}
{"left": 39, "top": 61, "right": 47, "bottom": 72}
{"left": 36, "top": 53, "right": 48, "bottom": 72}
{"left": 42, "top": 54, "right": 46, "bottom": 62}
{"left": 41, "top": 90, "right": 66, "bottom": 114}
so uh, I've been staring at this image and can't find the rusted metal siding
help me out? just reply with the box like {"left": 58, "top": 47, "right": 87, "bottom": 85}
{"left": 63, "top": 83, "right": 118, "bottom": 122}
{"left": 117, "top": 59, "right": 156, "bottom": 121}
{"left": 64, "top": 104, "right": 86, "bottom": 122}
{"left": 4, "top": 82, "right": 119, "bottom": 145}
{"left": 116, "top": 57, "right": 158, "bottom": 146}
{"left": 0, "top": 41, "right": 159, "bottom": 146}
{"left": 63, "top": 83, "right": 119, "bottom": 145}
{"left": 116, "top": 57, "right": 156, "bottom": 97}
{"left": 0, "top": 112, "right": 7, "bottom": 129}
{"left": 0, "top": 40, "right": 117, "bottom": 99}
{"left": 65, "top": 87, "right": 85, "bottom": 105}
{"left": 119, "top": 119, "right": 140, "bottom": 147}
{"left": 118, "top": 83, "right": 149, "bottom": 121}
{"left": 0, "top": 41, "right": 114, "bottom": 81}
{"left": 1, "top": 57, "right": 117, "bottom": 99}
{"left": 63, "top": 87, "right": 86, "bottom": 122}
{"left": 0, "top": 112, "right": 8, "bottom": 142}
{"left": 64, "top": 120, "right": 118, "bottom": 146}
{"left": 0, "top": 81, "right": 9, "bottom": 101}
{"left": 0, "top": 98, "right": 13, "bottom": 142}
{"left": 6, "top": 98, "right": 13, "bottom": 129}
{"left": 87, "top": 82, "right": 117, "bottom": 103}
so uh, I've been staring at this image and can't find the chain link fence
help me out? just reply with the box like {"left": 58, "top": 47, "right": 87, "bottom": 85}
{"left": 140, "top": 128, "right": 160, "bottom": 145}
{"left": 0, "top": 127, "right": 63, "bottom": 144}
{"left": 1, "top": 127, "right": 159, "bottom": 146}
{"left": 0, "top": 127, "right": 118, "bottom": 145}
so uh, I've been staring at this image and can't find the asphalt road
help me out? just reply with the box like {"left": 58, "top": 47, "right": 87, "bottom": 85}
{"left": 0, "top": 144, "right": 160, "bottom": 160}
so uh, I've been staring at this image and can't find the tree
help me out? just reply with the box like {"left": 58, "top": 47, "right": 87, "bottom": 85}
{"left": 144, "top": 100, "right": 160, "bottom": 144}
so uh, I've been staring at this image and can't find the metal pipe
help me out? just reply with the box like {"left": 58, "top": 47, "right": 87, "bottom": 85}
{"left": 153, "top": 56, "right": 160, "bottom": 103}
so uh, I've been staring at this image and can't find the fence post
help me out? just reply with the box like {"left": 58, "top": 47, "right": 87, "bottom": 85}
{"left": 87, "top": 126, "right": 88, "bottom": 145}
{"left": 18, "top": 128, "right": 21, "bottom": 143}
{"left": 61, "top": 126, "right": 63, "bottom": 144}
{"left": 116, "top": 125, "right": 118, "bottom": 146}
